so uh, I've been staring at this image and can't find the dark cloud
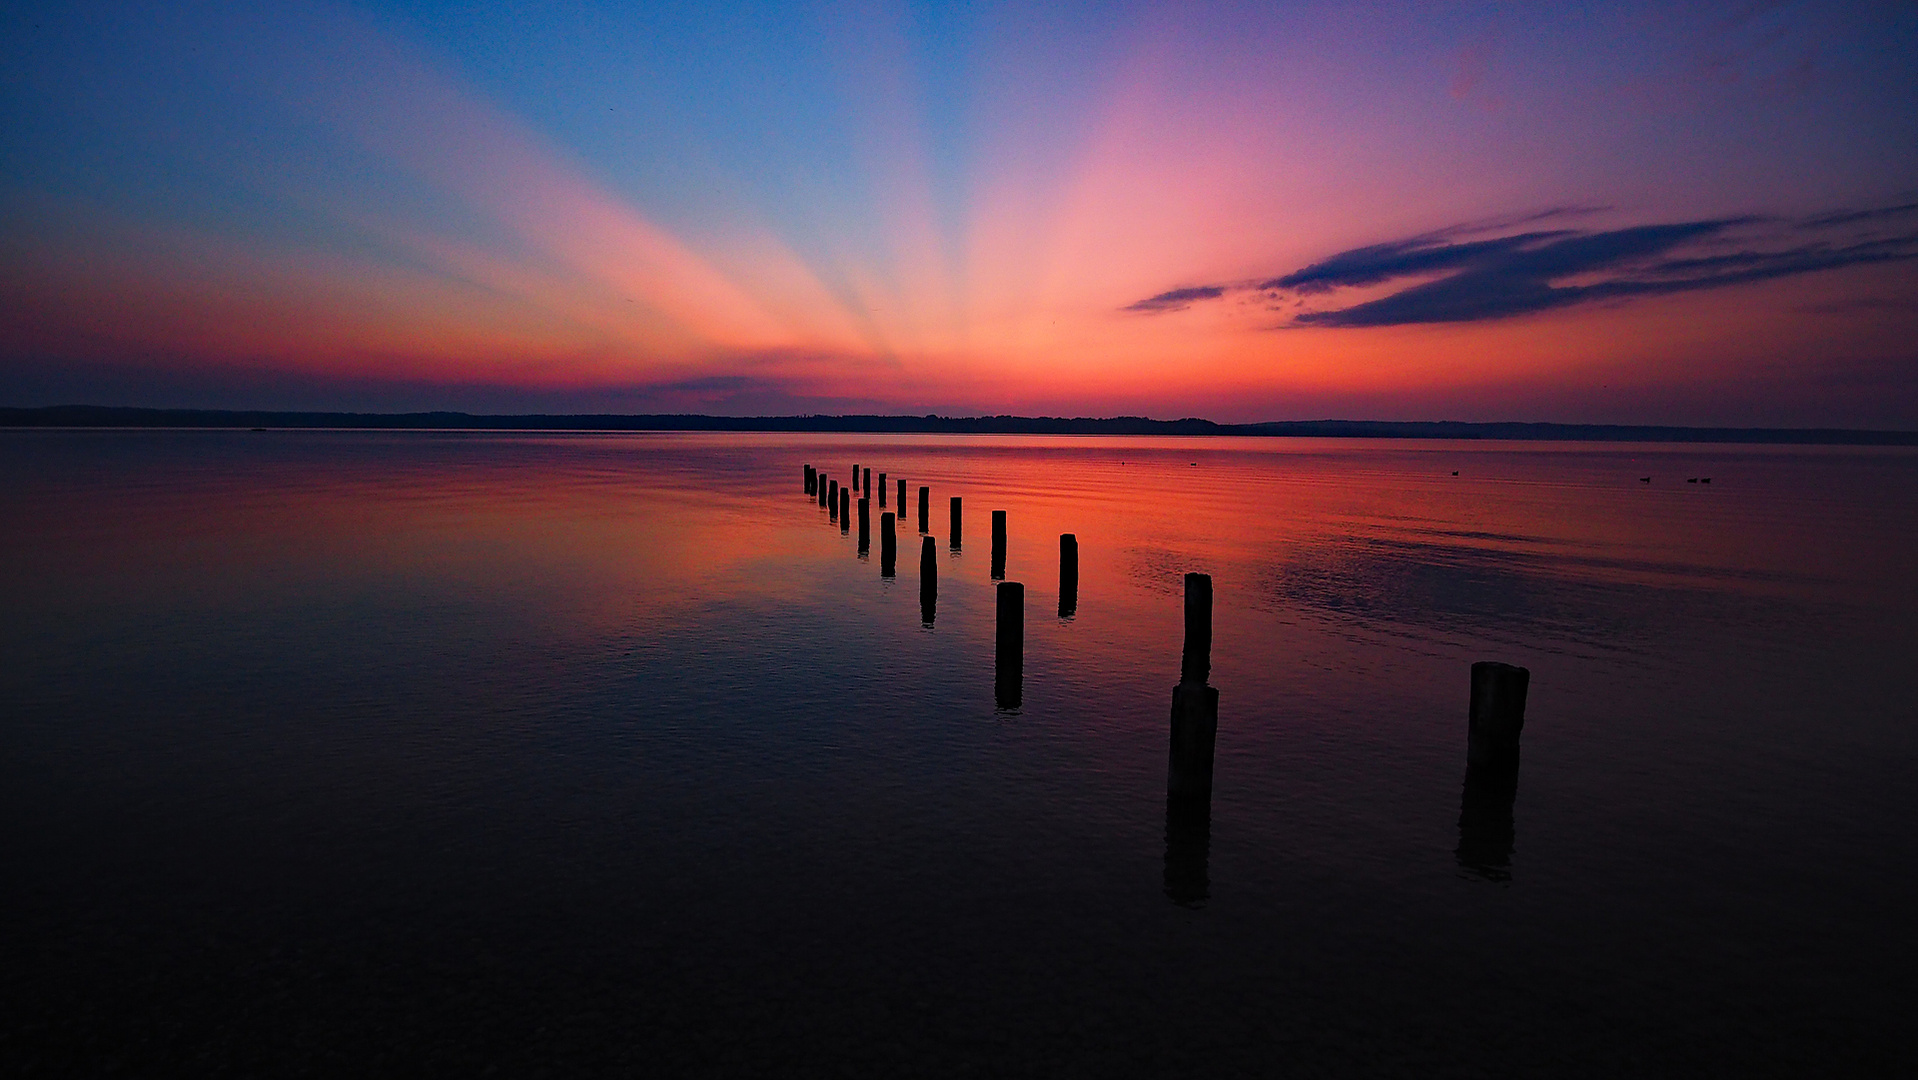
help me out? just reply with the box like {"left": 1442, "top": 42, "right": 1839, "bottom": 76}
{"left": 1124, "top": 285, "right": 1224, "bottom": 313}
{"left": 1124, "top": 204, "right": 1918, "bottom": 327}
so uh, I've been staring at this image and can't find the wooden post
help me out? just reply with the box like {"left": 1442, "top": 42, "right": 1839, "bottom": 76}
{"left": 828, "top": 480, "right": 838, "bottom": 519}
{"left": 839, "top": 487, "right": 850, "bottom": 533}
{"left": 857, "top": 497, "right": 870, "bottom": 553}
{"left": 804, "top": 464, "right": 814, "bottom": 495}
{"left": 990, "top": 510, "right": 1007, "bottom": 580}
{"left": 1466, "top": 662, "right": 1530, "bottom": 778}
{"left": 898, "top": 477, "right": 906, "bottom": 515}
{"left": 1458, "top": 662, "right": 1529, "bottom": 880}
{"left": 879, "top": 472, "right": 888, "bottom": 508}
{"left": 1181, "top": 572, "right": 1212, "bottom": 685}
{"left": 880, "top": 512, "right": 897, "bottom": 575}
{"left": 1058, "top": 534, "right": 1078, "bottom": 617}
{"left": 863, "top": 468, "right": 871, "bottom": 499}
{"left": 950, "top": 496, "right": 962, "bottom": 549}
{"left": 918, "top": 486, "right": 930, "bottom": 533}
{"left": 995, "top": 581, "right": 1023, "bottom": 709}
{"left": 919, "top": 535, "right": 937, "bottom": 623}
{"left": 1167, "top": 573, "right": 1218, "bottom": 806}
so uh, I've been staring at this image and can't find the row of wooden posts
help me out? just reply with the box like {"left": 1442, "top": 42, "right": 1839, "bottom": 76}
{"left": 800, "top": 461, "right": 1532, "bottom": 890}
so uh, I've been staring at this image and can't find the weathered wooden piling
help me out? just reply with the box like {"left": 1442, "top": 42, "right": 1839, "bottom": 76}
{"left": 879, "top": 472, "right": 888, "bottom": 508}
{"left": 995, "top": 581, "right": 1023, "bottom": 708}
{"left": 1466, "top": 661, "right": 1530, "bottom": 777}
{"left": 880, "top": 512, "right": 897, "bottom": 575}
{"left": 950, "top": 497, "right": 962, "bottom": 549}
{"left": 917, "top": 486, "right": 930, "bottom": 533}
{"left": 898, "top": 477, "right": 906, "bottom": 514}
{"left": 839, "top": 487, "right": 850, "bottom": 533}
{"left": 863, "top": 468, "right": 871, "bottom": 499}
{"left": 804, "top": 464, "right": 815, "bottom": 495}
{"left": 1456, "top": 662, "right": 1529, "bottom": 879}
{"left": 1058, "top": 534, "right": 1078, "bottom": 617}
{"left": 828, "top": 479, "right": 839, "bottom": 519}
{"left": 1181, "top": 572, "right": 1212, "bottom": 685}
{"left": 857, "top": 497, "right": 870, "bottom": 553}
{"left": 990, "top": 510, "right": 1007, "bottom": 579}
{"left": 919, "top": 535, "right": 937, "bottom": 623}
{"left": 1167, "top": 573, "right": 1219, "bottom": 805}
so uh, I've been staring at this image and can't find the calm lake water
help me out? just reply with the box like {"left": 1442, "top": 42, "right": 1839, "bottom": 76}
{"left": 4, "top": 430, "right": 1916, "bottom": 1075}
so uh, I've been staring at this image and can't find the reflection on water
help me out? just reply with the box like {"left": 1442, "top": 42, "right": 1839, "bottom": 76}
{"left": 3, "top": 431, "right": 1916, "bottom": 1074}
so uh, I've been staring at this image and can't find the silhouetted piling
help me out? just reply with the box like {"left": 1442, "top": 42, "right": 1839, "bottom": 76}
{"left": 879, "top": 472, "right": 888, "bottom": 508}
{"left": 839, "top": 488, "right": 850, "bottom": 533}
{"left": 950, "top": 497, "right": 962, "bottom": 549}
{"left": 1466, "top": 661, "right": 1529, "bottom": 777}
{"left": 918, "top": 486, "right": 930, "bottom": 533}
{"left": 880, "top": 512, "right": 897, "bottom": 575}
{"left": 804, "top": 464, "right": 815, "bottom": 495}
{"left": 852, "top": 463, "right": 858, "bottom": 489}
{"left": 898, "top": 477, "right": 906, "bottom": 514}
{"left": 1181, "top": 572, "right": 1212, "bottom": 685}
{"left": 828, "top": 480, "right": 838, "bottom": 519}
{"left": 857, "top": 497, "right": 870, "bottom": 553}
{"left": 1455, "top": 661, "right": 1529, "bottom": 879}
{"left": 1167, "top": 573, "right": 1218, "bottom": 806}
{"left": 995, "top": 581, "right": 1023, "bottom": 709}
{"left": 863, "top": 468, "right": 871, "bottom": 499}
{"left": 919, "top": 536, "right": 937, "bottom": 624}
{"left": 1059, "top": 534, "right": 1078, "bottom": 617}
{"left": 991, "top": 510, "right": 1007, "bottom": 579}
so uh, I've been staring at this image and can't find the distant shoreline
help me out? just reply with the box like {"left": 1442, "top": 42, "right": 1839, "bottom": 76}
{"left": 3, "top": 406, "right": 1914, "bottom": 445}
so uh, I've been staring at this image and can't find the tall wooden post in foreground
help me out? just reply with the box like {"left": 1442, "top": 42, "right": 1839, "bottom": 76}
{"left": 828, "top": 480, "right": 838, "bottom": 519}
{"left": 1457, "top": 661, "right": 1531, "bottom": 881}
{"left": 857, "top": 497, "right": 870, "bottom": 553}
{"left": 1058, "top": 534, "right": 1078, "bottom": 617}
{"left": 839, "top": 487, "right": 850, "bottom": 533}
{"left": 995, "top": 581, "right": 1024, "bottom": 709}
{"left": 950, "top": 497, "right": 962, "bottom": 549}
{"left": 880, "top": 512, "right": 897, "bottom": 575}
{"left": 1167, "top": 573, "right": 1218, "bottom": 809}
{"left": 919, "top": 536, "right": 937, "bottom": 624}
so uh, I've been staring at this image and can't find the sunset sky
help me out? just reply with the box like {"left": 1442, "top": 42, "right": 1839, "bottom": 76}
{"left": 4, "top": 1, "right": 1916, "bottom": 425}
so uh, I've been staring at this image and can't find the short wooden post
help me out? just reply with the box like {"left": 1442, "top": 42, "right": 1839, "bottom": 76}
{"left": 990, "top": 510, "right": 1007, "bottom": 579}
{"left": 880, "top": 512, "right": 897, "bottom": 575}
{"left": 1466, "top": 662, "right": 1530, "bottom": 780}
{"left": 995, "top": 581, "right": 1024, "bottom": 709}
{"left": 917, "top": 486, "right": 930, "bottom": 533}
{"left": 1058, "top": 534, "right": 1078, "bottom": 617}
{"left": 857, "top": 497, "right": 870, "bottom": 553}
{"left": 863, "top": 468, "right": 871, "bottom": 499}
{"left": 839, "top": 487, "right": 850, "bottom": 533}
{"left": 804, "top": 464, "right": 814, "bottom": 495}
{"left": 879, "top": 472, "right": 888, "bottom": 508}
{"left": 919, "top": 536, "right": 937, "bottom": 623}
{"left": 898, "top": 477, "right": 906, "bottom": 514}
{"left": 828, "top": 480, "right": 838, "bottom": 519}
{"left": 1167, "top": 573, "right": 1218, "bottom": 806}
{"left": 950, "top": 497, "right": 962, "bottom": 549}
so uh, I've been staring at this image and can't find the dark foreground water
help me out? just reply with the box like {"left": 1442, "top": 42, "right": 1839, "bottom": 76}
{"left": 4, "top": 431, "right": 1916, "bottom": 1076}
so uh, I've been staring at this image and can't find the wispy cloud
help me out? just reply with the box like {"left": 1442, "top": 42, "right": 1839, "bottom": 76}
{"left": 1125, "top": 205, "right": 1918, "bottom": 327}
{"left": 1124, "top": 285, "right": 1225, "bottom": 313}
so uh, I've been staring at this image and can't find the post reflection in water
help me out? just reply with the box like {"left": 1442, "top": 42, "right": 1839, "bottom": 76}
{"left": 1163, "top": 797, "right": 1211, "bottom": 907}
{"left": 1456, "top": 763, "right": 1519, "bottom": 881}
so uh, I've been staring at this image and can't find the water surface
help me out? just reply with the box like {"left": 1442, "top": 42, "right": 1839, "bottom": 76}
{"left": 5, "top": 431, "right": 1915, "bottom": 1075}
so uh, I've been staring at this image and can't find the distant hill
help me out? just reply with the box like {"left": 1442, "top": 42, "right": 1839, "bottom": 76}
{"left": 3, "top": 406, "right": 1914, "bottom": 444}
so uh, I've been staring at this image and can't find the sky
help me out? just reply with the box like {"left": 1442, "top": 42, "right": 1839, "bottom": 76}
{"left": 3, "top": 0, "right": 1916, "bottom": 425}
